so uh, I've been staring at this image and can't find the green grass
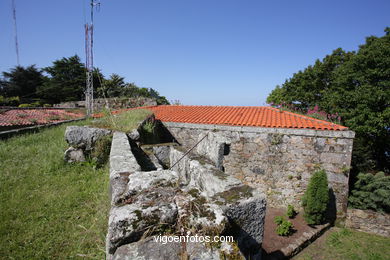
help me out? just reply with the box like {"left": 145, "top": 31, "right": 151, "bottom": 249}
{"left": 0, "top": 121, "right": 109, "bottom": 259}
{"left": 92, "top": 109, "right": 152, "bottom": 133}
{"left": 294, "top": 227, "right": 390, "bottom": 260}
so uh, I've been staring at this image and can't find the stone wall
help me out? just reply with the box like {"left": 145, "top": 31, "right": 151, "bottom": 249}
{"left": 163, "top": 122, "right": 355, "bottom": 220}
{"left": 54, "top": 97, "right": 157, "bottom": 110}
{"left": 346, "top": 208, "right": 390, "bottom": 237}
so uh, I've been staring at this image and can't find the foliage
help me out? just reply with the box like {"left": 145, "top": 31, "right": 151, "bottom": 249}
{"left": 1, "top": 56, "right": 169, "bottom": 106}
{"left": 287, "top": 204, "right": 297, "bottom": 219}
{"left": 274, "top": 216, "right": 294, "bottom": 236}
{"left": 0, "top": 120, "right": 109, "bottom": 258}
{"left": 0, "top": 65, "right": 45, "bottom": 100}
{"left": 0, "top": 96, "right": 20, "bottom": 106}
{"left": 302, "top": 169, "right": 329, "bottom": 225}
{"left": 90, "top": 135, "right": 113, "bottom": 168}
{"left": 348, "top": 172, "right": 390, "bottom": 213}
{"left": 267, "top": 28, "right": 390, "bottom": 174}
{"left": 37, "top": 55, "right": 88, "bottom": 103}
{"left": 18, "top": 103, "right": 31, "bottom": 108}
{"left": 274, "top": 215, "right": 285, "bottom": 225}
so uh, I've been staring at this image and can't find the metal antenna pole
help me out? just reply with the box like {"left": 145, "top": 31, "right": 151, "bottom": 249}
{"left": 85, "top": 0, "right": 100, "bottom": 116}
{"left": 12, "top": 0, "right": 20, "bottom": 66}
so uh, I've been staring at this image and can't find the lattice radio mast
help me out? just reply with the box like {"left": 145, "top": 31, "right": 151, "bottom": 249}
{"left": 85, "top": 0, "right": 100, "bottom": 116}
{"left": 12, "top": 0, "right": 20, "bottom": 66}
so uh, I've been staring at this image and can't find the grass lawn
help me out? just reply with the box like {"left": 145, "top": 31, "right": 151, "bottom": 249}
{"left": 293, "top": 227, "right": 390, "bottom": 260}
{"left": 0, "top": 121, "right": 109, "bottom": 259}
{"left": 92, "top": 109, "right": 152, "bottom": 132}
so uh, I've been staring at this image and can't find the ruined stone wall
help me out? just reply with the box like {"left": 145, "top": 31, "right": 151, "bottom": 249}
{"left": 106, "top": 131, "right": 267, "bottom": 259}
{"left": 346, "top": 209, "right": 390, "bottom": 237}
{"left": 163, "top": 122, "right": 355, "bottom": 220}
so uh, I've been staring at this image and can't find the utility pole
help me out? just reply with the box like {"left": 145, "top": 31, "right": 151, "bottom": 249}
{"left": 85, "top": 0, "right": 100, "bottom": 116}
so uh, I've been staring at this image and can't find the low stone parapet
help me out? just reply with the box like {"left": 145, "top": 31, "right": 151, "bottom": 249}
{"left": 346, "top": 208, "right": 390, "bottom": 237}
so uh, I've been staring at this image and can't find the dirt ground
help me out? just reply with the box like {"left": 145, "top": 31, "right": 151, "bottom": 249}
{"left": 262, "top": 207, "right": 320, "bottom": 259}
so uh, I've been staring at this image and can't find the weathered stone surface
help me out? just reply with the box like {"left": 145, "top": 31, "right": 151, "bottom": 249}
{"left": 107, "top": 129, "right": 267, "bottom": 259}
{"left": 123, "top": 170, "right": 178, "bottom": 198}
{"left": 224, "top": 194, "right": 267, "bottom": 254}
{"left": 346, "top": 208, "right": 390, "bottom": 237}
{"left": 153, "top": 145, "right": 171, "bottom": 168}
{"left": 112, "top": 236, "right": 221, "bottom": 260}
{"left": 170, "top": 147, "right": 241, "bottom": 197}
{"left": 64, "top": 146, "right": 85, "bottom": 162}
{"left": 65, "top": 126, "right": 111, "bottom": 150}
{"left": 165, "top": 122, "right": 354, "bottom": 219}
{"left": 195, "top": 132, "right": 230, "bottom": 170}
{"left": 127, "top": 129, "right": 140, "bottom": 141}
{"left": 107, "top": 188, "right": 178, "bottom": 254}
{"left": 109, "top": 132, "right": 141, "bottom": 205}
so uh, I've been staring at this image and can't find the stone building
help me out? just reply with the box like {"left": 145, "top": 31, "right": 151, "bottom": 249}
{"left": 146, "top": 105, "right": 355, "bottom": 220}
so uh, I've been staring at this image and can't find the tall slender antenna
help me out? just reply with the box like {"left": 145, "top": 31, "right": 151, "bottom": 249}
{"left": 85, "top": 0, "right": 100, "bottom": 116}
{"left": 12, "top": 0, "right": 20, "bottom": 66}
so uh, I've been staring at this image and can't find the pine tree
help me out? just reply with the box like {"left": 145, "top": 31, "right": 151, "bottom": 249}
{"left": 302, "top": 169, "right": 329, "bottom": 225}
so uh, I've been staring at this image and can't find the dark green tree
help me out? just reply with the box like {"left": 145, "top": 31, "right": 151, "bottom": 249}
{"left": 348, "top": 172, "right": 390, "bottom": 213}
{"left": 0, "top": 65, "right": 45, "bottom": 100}
{"left": 37, "top": 55, "right": 86, "bottom": 103}
{"left": 302, "top": 169, "right": 329, "bottom": 225}
{"left": 267, "top": 28, "right": 390, "bottom": 174}
{"left": 98, "top": 73, "right": 126, "bottom": 98}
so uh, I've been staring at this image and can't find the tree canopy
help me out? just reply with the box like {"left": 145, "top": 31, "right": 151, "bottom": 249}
{"left": 0, "top": 55, "right": 169, "bottom": 106}
{"left": 267, "top": 28, "right": 390, "bottom": 174}
{"left": 0, "top": 65, "right": 45, "bottom": 99}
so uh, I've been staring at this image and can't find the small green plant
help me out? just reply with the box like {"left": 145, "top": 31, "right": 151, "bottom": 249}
{"left": 29, "top": 119, "right": 38, "bottom": 124}
{"left": 48, "top": 115, "right": 61, "bottom": 121}
{"left": 142, "top": 120, "right": 155, "bottom": 134}
{"left": 286, "top": 204, "right": 297, "bottom": 219}
{"left": 18, "top": 103, "right": 31, "bottom": 108}
{"left": 17, "top": 113, "right": 28, "bottom": 118}
{"left": 302, "top": 169, "right": 329, "bottom": 225}
{"left": 274, "top": 216, "right": 294, "bottom": 236}
{"left": 90, "top": 135, "right": 112, "bottom": 168}
{"left": 274, "top": 215, "right": 285, "bottom": 225}
{"left": 270, "top": 133, "right": 283, "bottom": 145}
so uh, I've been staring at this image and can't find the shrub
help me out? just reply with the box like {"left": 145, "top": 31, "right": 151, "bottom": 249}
{"left": 274, "top": 215, "right": 285, "bottom": 225}
{"left": 0, "top": 96, "right": 20, "bottom": 106}
{"left": 90, "top": 135, "right": 112, "bottom": 168}
{"left": 348, "top": 172, "right": 390, "bottom": 213}
{"left": 302, "top": 169, "right": 329, "bottom": 225}
{"left": 286, "top": 204, "right": 297, "bottom": 219}
{"left": 18, "top": 103, "right": 31, "bottom": 108}
{"left": 274, "top": 216, "right": 294, "bottom": 236}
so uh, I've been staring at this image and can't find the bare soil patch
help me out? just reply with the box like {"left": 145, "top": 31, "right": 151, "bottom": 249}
{"left": 262, "top": 207, "right": 325, "bottom": 259}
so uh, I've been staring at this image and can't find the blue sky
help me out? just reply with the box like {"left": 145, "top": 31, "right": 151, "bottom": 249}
{"left": 1, "top": 0, "right": 389, "bottom": 105}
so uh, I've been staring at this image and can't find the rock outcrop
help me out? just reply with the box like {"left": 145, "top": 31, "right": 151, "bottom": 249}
{"left": 64, "top": 126, "right": 112, "bottom": 162}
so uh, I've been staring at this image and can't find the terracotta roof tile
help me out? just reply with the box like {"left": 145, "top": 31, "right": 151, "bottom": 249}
{"left": 143, "top": 105, "right": 348, "bottom": 131}
{"left": 0, "top": 109, "right": 84, "bottom": 127}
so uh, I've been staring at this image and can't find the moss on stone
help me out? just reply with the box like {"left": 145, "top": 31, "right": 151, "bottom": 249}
{"left": 214, "top": 185, "right": 254, "bottom": 204}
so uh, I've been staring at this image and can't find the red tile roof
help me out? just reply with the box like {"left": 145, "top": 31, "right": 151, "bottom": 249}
{"left": 0, "top": 109, "right": 84, "bottom": 127}
{"left": 145, "top": 105, "right": 348, "bottom": 131}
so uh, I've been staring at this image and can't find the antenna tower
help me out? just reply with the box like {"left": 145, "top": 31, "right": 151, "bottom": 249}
{"left": 85, "top": 0, "right": 100, "bottom": 116}
{"left": 12, "top": 0, "right": 20, "bottom": 66}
